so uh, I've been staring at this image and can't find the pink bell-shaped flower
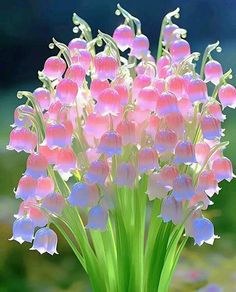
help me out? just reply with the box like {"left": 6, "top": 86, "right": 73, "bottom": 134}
{"left": 114, "top": 162, "right": 136, "bottom": 188}
{"left": 157, "top": 56, "right": 171, "bottom": 78}
{"left": 84, "top": 113, "right": 109, "bottom": 146}
{"left": 15, "top": 175, "right": 37, "bottom": 200}
{"left": 30, "top": 227, "right": 58, "bottom": 255}
{"left": 132, "top": 74, "right": 151, "bottom": 98}
{"left": 204, "top": 60, "right": 223, "bottom": 85}
{"left": 7, "top": 127, "right": 37, "bottom": 153}
{"left": 10, "top": 217, "right": 34, "bottom": 244}
{"left": 154, "top": 129, "right": 177, "bottom": 153}
{"left": 86, "top": 205, "right": 108, "bottom": 231}
{"left": 130, "top": 34, "right": 149, "bottom": 59}
{"left": 39, "top": 145, "right": 59, "bottom": 165}
{"left": 97, "top": 131, "right": 122, "bottom": 157}
{"left": 72, "top": 49, "right": 92, "bottom": 72}
{"left": 178, "top": 97, "right": 194, "bottom": 120}
{"left": 167, "top": 75, "right": 185, "bottom": 98}
{"left": 156, "top": 92, "right": 179, "bottom": 117}
{"left": 165, "top": 112, "right": 184, "bottom": 137}
{"left": 95, "top": 88, "right": 121, "bottom": 116}
{"left": 169, "top": 39, "right": 191, "bottom": 63}
{"left": 197, "top": 170, "right": 220, "bottom": 197}
{"left": 94, "top": 53, "right": 119, "bottom": 80}
{"left": 56, "top": 78, "right": 78, "bottom": 105}
{"left": 174, "top": 141, "right": 196, "bottom": 164}
{"left": 113, "top": 24, "right": 134, "bottom": 51}
{"left": 187, "top": 78, "right": 208, "bottom": 103}
{"left": 195, "top": 142, "right": 211, "bottom": 165}
{"left": 68, "top": 182, "right": 99, "bottom": 208}
{"left": 207, "top": 102, "right": 225, "bottom": 121}
{"left": 45, "top": 123, "right": 72, "bottom": 149}
{"left": 189, "top": 192, "right": 213, "bottom": 210}
{"left": 116, "top": 120, "right": 136, "bottom": 145}
{"left": 33, "top": 87, "right": 51, "bottom": 111}
{"left": 160, "top": 196, "right": 183, "bottom": 224}
{"left": 163, "top": 24, "right": 179, "bottom": 45}
{"left": 41, "top": 192, "right": 65, "bottom": 215}
{"left": 212, "top": 157, "right": 235, "bottom": 182}
{"left": 145, "top": 115, "right": 161, "bottom": 139}
{"left": 16, "top": 199, "right": 48, "bottom": 227}
{"left": 114, "top": 83, "right": 129, "bottom": 106}
{"left": 138, "top": 86, "right": 159, "bottom": 111}
{"left": 90, "top": 79, "right": 110, "bottom": 99}
{"left": 85, "top": 160, "right": 109, "bottom": 185}
{"left": 65, "top": 64, "right": 86, "bottom": 87}
{"left": 201, "top": 115, "right": 221, "bottom": 140}
{"left": 159, "top": 165, "right": 179, "bottom": 188}
{"left": 43, "top": 56, "right": 66, "bottom": 80}
{"left": 218, "top": 84, "right": 236, "bottom": 109}
{"left": 35, "top": 177, "right": 54, "bottom": 200}
{"left": 68, "top": 38, "right": 87, "bottom": 52}
{"left": 25, "top": 152, "right": 48, "bottom": 178}
{"left": 12, "top": 105, "right": 34, "bottom": 128}
{"left": 172, "top": 174, "right": 195, "bottom": 201}
{"left": 152, "top": 78, "right": 165, "bottom": 94}
{"left": 54, "top": 147, "right": 77, "bottom": 180}
{"left": 46, "top": 101, "right": 63, "bottom": 121}
{"left": 138, "top": 148, "right": 158, "bottom": 173}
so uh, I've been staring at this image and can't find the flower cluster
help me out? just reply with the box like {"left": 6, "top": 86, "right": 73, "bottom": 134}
{"left": 8, "top": 5, "right": 235, "bottom": 255}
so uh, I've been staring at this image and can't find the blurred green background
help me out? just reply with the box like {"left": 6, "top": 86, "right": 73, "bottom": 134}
{"left": 1, "top": 0, "right": 236, "bottom": 291}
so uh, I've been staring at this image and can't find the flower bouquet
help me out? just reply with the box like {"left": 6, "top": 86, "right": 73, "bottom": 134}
{"left": 7, "top": 4, "right": 235, "bottom": 292}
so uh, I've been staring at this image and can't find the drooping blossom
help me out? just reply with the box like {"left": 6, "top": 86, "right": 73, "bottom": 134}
{"left": 30, "top": 227, "right": 58, "bottom": 255}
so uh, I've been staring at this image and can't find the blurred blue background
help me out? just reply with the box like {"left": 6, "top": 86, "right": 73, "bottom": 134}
{"left": 1, "top": 0, "right": 236, "bottom": 291}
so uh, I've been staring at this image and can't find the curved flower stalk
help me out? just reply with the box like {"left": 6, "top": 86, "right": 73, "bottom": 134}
{"left": 7, "top": 4, "right": 235, "bottom": 292}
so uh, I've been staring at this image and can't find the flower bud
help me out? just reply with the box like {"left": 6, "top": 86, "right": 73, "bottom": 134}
{"left": 13, "top": 105, "right": 34, "bottom": 128}
{"left": 43, "top": 56, "right": 66, "bottom": 80}
{"left": 204, "top": 60, "right": 223, "bottom": 85}
{"left": 218, "top": 84, "right": 236, "bottom": 109}
{"left": 113, "top": 24, "right": 134, "bottom": 51}
{"left": 33, "top": 88, "right": 51, "bottom": 111}
{"left": 130, "top": 34, "right": 149, "bottom": 59}
{"left": 169, "top": 39, "right": 190, "bottom": 63}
